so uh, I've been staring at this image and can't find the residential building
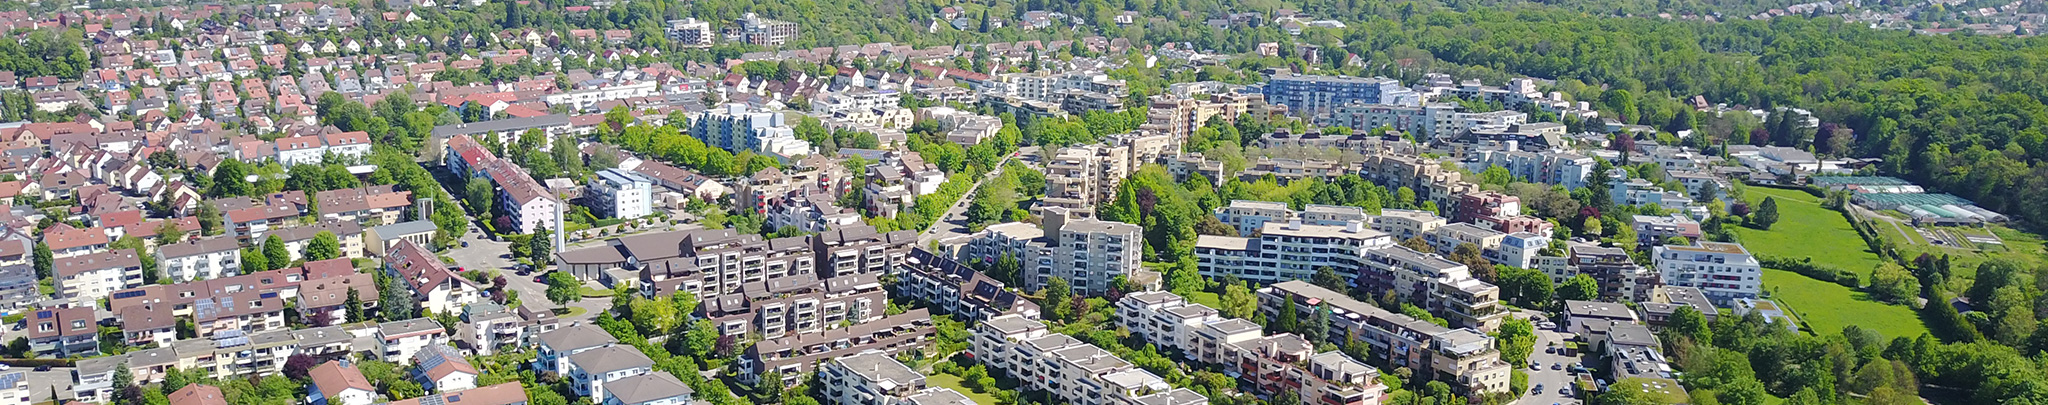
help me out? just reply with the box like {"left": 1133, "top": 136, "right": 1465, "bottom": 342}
{"left": 1114, "top": 291, "right": 1222, "bottom": 354}
{"left": 384, "top": 240, "right": 482, "bottom": 314}
{"left": 588, "top": 168, "right": 654, "bottom": 220}
{"left": 1562, "top": 300, "right": 1640, "bottom": 334}
{"left": 1636, "top": 286, "right": 1718, "bottom": 329}
{"left": 694, "top": 104, "right": 810, "bottom": 160}
{"left": 1260, "top": 74, "right": 1420, "bottom": 117}
{"left": 1631, "top": 214, "right": 1702, "bottom": 245}
{"left": 1369, "top": 209, "right": 1445, "bottom": 241}
{"left": 461, "top": 302, "right": 527, "bottom": 356}
{"left": 893, "top": 248, "right": 1040, "bottom": 322}
{"left": 664, "top": 19, "right": 715, "bottom": 47}
{"left": 568, "top": 346, "right": 656, "bottom": 399}
{"left": 1041, "top": 145, "right": 1132, "bottom": 210}
{"left": 295, "top": 271, "right": 379, "bottom": 327}
{"left": 54, "top": 249, "right": 144, "bottom": 306}
{"left": 602, "top": 372, "right": 695, "bottom": 405}
{"left": 1258, "top": 281, "right": 1511, "bottom": 396}
{"left": 740, "top": 309, "right": 934, "bottom": 387}
{"left": 1464, "top": 150, "right": 1597, "bottom": 190}
{"left": 309, "top": 360, "right": 376, "bottom": 405}
{"left": 820, "top": 351, "right": 926, "bottom": 404}
{"left": 165, "top": 384, "right": 224, "bottom": 405}
{"left": 377, "top": 318, "right": 449, "bottom": 362}
{"left": 155, "top": 238, "right": 241, "bottom": 282}
{"left": 28, "top": 307, "right": 99, "bottom": 357}
{"left": 410, "top": 344, "right": 479, "bottom": 393}
{"left": 960, "top": 207, "right": 1142, "bottom": 296}
{"left": 1652, "top": 242, "right": 1762, "bottom": 304}
{"left": 384, "top": 383, "right": 528, "bottom": 405}
{"left": 313, "top": 185, "right": 411, "bottom": 225}
{"left": 534, "top": 325, "right": 620, "bottom": 376}
{"left": 1193, "top": 219, "right": 1391, "bottom": 284}
{"left": 966, "top": 314, "right": 1208, "bottom": 405}
{"left": 813, "top": 225, "right": 917, "bottom": 278}
{"left": 724, "top": 13, "right": 799, "bottom": 46}
{"left": 1540, "top": 243, "right": 1657, "bottom": 302}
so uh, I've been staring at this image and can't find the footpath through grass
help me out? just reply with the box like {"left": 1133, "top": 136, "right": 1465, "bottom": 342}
{"left": 1732, "top": 187, "right": 1887, "bottom": 277}
{"left": 1761, "top": 268, "right": 1928, "bottom": 339}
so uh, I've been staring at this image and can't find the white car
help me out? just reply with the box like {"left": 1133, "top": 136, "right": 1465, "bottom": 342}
{"left": 0, "top": 364, "right": 12, "bottom": 371}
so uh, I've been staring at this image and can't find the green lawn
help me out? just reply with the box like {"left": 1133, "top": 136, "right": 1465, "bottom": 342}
{"left": 1733, "top": 187, "right": 1888, "bottom": 277}
{"left": 1185, "top": 291, "right": 1221, "bottom": 308}
{"left": 1761, "top": 269, "right": 1928, "bottom": 339}
{"left": 926, "top": 373, "right": 1001, "bottom": 405}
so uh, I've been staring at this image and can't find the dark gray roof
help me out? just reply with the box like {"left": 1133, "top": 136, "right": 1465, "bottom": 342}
{"left": 535, "top": 324, "right": 617, "bottom": 351}
{"left": 430, "top": 115, "right": 571, "bottom": 138}
{"left": 567, "top": 345, "right": 654, "bottom": 374}
{"left": 603, "top": 372, "right": 695, "bottom": 404}
{"left": 370, "top": 220, "right": 438, "bottom": 239}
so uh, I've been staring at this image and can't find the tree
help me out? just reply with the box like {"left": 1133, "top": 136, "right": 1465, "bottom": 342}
{"left": 31, "top": 242, "right": 50, "bottom": 279}
{"left": 1582, "top": 216, "right": 1605, "bottom": 236}
{"left": 379, "top": 271, "right": 417, "bottom": 320}
{"left": 1276, "top": 296, "right": 1300, "bottom": 334}
{"left": 153, "top": 221, "right": 185, "bottom": 242}
{"left": 1751, "top": 197, "right": 1780, "bottom": 230}
{"left": 528, "top": 227, "right": 554, "bottom": 264}
{"left": 464, "top": 177, "right": 495, "bottom": 217}
{"left": 1218, "top": 279, "right": 1257, "bottom": 319}
{"left": 283, "top": 354, "right": 318, "bottom": 381}
{"left": 1311, "top": 267, "right": 1349, "bottom": 292}
{"left": 1666, "top": 306, "right": 1714, "bottom": 345}
{"left": 198, "top": 203, "right": 222, "bottom": 236}
{"left": 545, "top": 272, "right": 580, "bottom": 305}
{"left": 684, "top": 320, "right": 718, "bottom": 357}
{"left": 1305, "top": 303, "right": 1331, "bottom": 343}
{"left": 262, "top": 235, "right": 290, "bottom": 269}
{"left": 1496, "top": 266, "right": 1555, "bottom": 308}
{"left": 1559, "top": 274, "right": 1600, "bottom": 302}
{"left": 344, "top": 287, "right": 364, "bottom": 323}
{"left": 240, "top": 248, "right": 268, "bottom": 275}
{"left": 1043, "top": 277, "right": 1074, "bottom": 322}
{"left": 210, "top": 159, "right": 251, "bottom": 197}
{"left": 303, "top": 231, "right": 342, "bottom": 261}
{"left": 1497, "top": 318, "right": 1536, "bottom": 367}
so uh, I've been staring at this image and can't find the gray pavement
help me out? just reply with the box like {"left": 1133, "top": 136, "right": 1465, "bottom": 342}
{"left": 1521, "top": 312, "right": 1582, "bottom": 405}
{"left": 440, "top": 228, "right": 610, "bottom": 324}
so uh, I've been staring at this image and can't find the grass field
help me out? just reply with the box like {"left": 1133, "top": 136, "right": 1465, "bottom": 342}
{"left": 927, "top": 373, "right": 1002, "bottom": 405}
{"left": 1761, "top": 268, "right": 1928, "bottom": 339}
{"left": 1186, "top": 291, "right": 1221, "bottom": 308}
{"left": 1733, "top": 187, "right": 1888, "bottom": 277}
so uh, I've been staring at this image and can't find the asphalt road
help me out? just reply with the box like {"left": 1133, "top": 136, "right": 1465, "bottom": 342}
{"left": 921, "top": 145, "right": 1041, "bottom": 247}
{"left": 1521, "top": 313, "right": 1583, "bottom": 405}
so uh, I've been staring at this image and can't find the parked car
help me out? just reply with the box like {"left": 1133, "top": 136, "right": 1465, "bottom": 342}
{"left": 1552, "top": 363, "right": 1563, "bottom": 370}
{"left": 33, "top": 365, "right": 50, "bottom": 372}
{"left": 1545, "top": 346, "right": 1556, "bottom": 354}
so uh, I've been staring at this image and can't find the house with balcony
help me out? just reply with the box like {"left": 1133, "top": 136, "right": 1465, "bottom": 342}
{"left": 568, "top": 346, "right": 655, "bottom": 399}
{"left": 156, "top": 237, "right": 242, "bottom": 282}
{"left": 534, "top": 325, "right": 620, "bottom": 375}
{"left": 376, "top": 318, "right": 448, "bottom": 362}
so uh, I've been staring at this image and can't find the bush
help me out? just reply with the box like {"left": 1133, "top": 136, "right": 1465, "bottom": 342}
{"left": 1760, "top": 255, "right": 1860, "bottom": 288}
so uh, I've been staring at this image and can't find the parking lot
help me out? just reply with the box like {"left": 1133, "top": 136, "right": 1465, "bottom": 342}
{"left": 440, "top": 228, "right": 609, "bottom": 324}
{"left": 1521, "top": 315, "right": 1584, "bottom": 405}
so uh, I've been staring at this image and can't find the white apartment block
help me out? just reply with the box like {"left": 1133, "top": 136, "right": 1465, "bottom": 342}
{"left": 1259, "top": 281, "right": 1512, "bottom": 396}
{"left": 568, "top": 346, "right": 656, "bottom": 400}
{"left": 1652, "top": 242, "right": 1762, "bottom": 305}
{"left": 1371, "top": 209, "right": 1446, "bottom": 241}
{"left": 1323, "top": 102, "right": 1459, "bottom": 139}
{"left": 588, "top": 168, "right": 655, "bottom": 220}
{"left": 1193, "top": 220, "right": 1392, "bottom": 284}
{"left": 1485, "top": 232, "right": 1549, "bottom": 269}
{"left": 543, "top": 81, "right": 659, "bottom": 111}
{"left": 1112, "top": 291, "right": 1388, "bottom": 405}
{"left": 1213, "top": 200, "right": 1292, "bottom": 236}
{"left": 968, "top": 315, "right": 1207, "bottom": 405}
{"left": 961, "top": 208, "right": 1140, "bottom": 296}
{"left": 663, "top": 19, "right": 715, "bottom": 47}
{"left": 1358, "top": 246, "right": 1507, "bottom": 331}
{"left": 155, "top": 237, "right": 243, "bottom": 282}
{"left": 1114, "top": 291, "right": 1221, "bottom": 351}
{"left": 54, "top": 249, "right": 145, "bottom": 306}
{"left": 821, "top": 351, "right": 928, "bottom": 405}
{"left": 1464, "top": 150, "right": 1596, "bottom": 190}
{"left": 376, "top": 318, "right": 449, "bottom": 362}
{"left": 534, "top": 325, "right": 620, "bottom": 376}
